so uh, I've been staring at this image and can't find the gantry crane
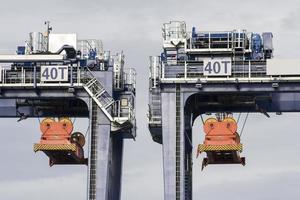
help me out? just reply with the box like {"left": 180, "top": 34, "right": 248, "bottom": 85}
{"left": 148, "top": 21, "right": 300, "bottom": 200}
{"left": 0, "top": 22, "right": 136, "bottom": 200}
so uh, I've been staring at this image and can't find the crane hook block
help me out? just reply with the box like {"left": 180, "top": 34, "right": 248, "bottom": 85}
{"left": 197, "top": 117, "right": 245, "bottom": 170}
{"left": 34, "top": 117, "right": 88, "bottom": 166}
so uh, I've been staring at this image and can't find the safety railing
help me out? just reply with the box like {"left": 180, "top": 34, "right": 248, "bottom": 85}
{"left": 113, "top": 68, "right": 136, "bottom": 91}
{"left": 124, "top": 68, "right": 136, "bottom": 87}
{"left": 112, "top": 100, "right": 135, "bottom": 122}
{"left": 148, "top": 107, "right": 162, "bottom": 125}
{"left": 0, "top": 66, "right": 82, "bottom": 86}
{"left": 163, "top": 21, "right": 187, "bottom": 41}
{"left": 186, "top": 30, "right": 251, "bottom": 52}
{"left": 77, "top": 39, "right": 103, "bottom": 59}
{"left": 112, "top": 53, "right": 125, "bottom": 90}
{"left": 148, "top": 87, "right": 162, "bottom": 125}
{"left": 0, "top": 65, "right": 134, "bottom": 88}
{"left": 157, "top": 60, "right": 271, "bottom": 82}
{"left": 149, "top": 56, "right": 160, "bottom": 88}
{"left": 148, "top": 115, "right": 162, "bottom": 125}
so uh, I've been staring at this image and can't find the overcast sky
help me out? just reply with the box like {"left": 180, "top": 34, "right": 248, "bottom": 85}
{"left": 1, "top": 0, "right": 300, "bottom": 200}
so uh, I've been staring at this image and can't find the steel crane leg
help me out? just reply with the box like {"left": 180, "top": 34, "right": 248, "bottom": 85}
{"left": 88, "top": 104, "right": 123, "bottom": 200}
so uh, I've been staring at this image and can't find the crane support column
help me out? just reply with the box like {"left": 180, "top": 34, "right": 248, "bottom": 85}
{"left": 88, "top": 102, "right": 124, "bottom": 200}
{"left": 162, "top": 89, "right": 186, "bottom": 200}
{"left": 88, "top": 103, "right": 110, "bottom": 200}
{"left": 108, "top": 134, "right": 123, "bottom": 200}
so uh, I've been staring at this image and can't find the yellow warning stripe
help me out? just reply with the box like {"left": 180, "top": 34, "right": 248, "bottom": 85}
{"left": 33, "top": 143, "right": 77, "bottom": 152}
{"left": 198, "top": 144, "right": 243, "bottom": 152}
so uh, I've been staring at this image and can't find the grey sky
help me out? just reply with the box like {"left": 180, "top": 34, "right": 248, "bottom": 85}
{"left": 0, "top": 0, "right": 300, "bottom": 199}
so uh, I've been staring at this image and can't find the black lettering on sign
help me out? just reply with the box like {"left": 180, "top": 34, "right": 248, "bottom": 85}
{"left": 41, "top": 66, "right": 68, "bottom": 82}
{"left": 50, "top": 68, "right": 58, "bottom": 79}
{"left": 58, "top": 67, "right": 66, "bottom": 79}
{"left": 213, "top": 62, "right": 221, "bottom": 73}
{"left": 221, "top": 60, "right": 231, "bottom": 74}
{"left": 204, "top": 59, "right": 231, "bottom": 76}
{"left": 204, "top": 62, "right": 213, "bottom": 74}
{"left": 42, "top": 68, "right": 50, "bottom": 80}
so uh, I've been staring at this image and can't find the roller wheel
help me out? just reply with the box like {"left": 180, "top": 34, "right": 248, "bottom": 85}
{"left": 71, "top": 132, "right": 85, "bottom": 147}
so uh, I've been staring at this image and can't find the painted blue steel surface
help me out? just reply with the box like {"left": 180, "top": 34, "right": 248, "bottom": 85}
{"left": 156, "top": 82, "right": 300, "bottom": 200}
{"left": 161, "top": 92, "right": 177, "bottom": 199}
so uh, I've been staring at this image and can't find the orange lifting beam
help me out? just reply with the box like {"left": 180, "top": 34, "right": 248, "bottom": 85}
{"left": 34, "top": 117, "right": 88, "bottom": 166}
{"left": 197, "top": 116, "right": 245, "bottom": 170}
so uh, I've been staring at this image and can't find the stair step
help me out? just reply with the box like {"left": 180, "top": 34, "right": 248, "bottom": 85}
{"left": 83, "top": 69, "right": 114, "bottom": 122}
{"left": 86, "top": 78, "right": 98, "bottom": 87}
{"left": 95, "top": 90, "right": 106, "bottom": 98}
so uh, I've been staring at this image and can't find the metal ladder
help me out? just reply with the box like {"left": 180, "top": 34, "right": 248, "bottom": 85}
{"left": 175, "top": 84, "right": 181, "bottom": 200}
{"left": 184, "top": 166, "right": 192, "bottom": 200}
{"left": 82, "top": 69, "right": 114, "bottom": 121}
{"left": 88, "top": 102, "right": 98, "bottom": 200}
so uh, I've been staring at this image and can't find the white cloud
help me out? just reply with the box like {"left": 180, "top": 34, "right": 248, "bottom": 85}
{"left": 195, "top": 169, "right": 300, "bottom": 200}
{"left": 0, "top": 173, "right": 86, "bottom": 200}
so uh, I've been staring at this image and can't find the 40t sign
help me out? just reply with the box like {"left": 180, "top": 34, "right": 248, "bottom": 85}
{"left": 41, "top": 66, "right": 69, "bottom": 82}
{"left": 203, "top": 58, "right": 232, "bottom": 76}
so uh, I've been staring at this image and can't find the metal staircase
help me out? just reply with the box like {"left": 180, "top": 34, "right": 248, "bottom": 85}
{"left": 82, "top": 69, "right": 114, "bottom": 122}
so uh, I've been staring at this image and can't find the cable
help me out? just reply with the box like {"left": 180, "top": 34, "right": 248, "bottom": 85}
{"left": 200, "top": 114, "right": 205, "bottom": 125}
{"left": 32, "top": 103, "right": 41, "bottom": 124}
{"left": 72, "top": 117, "right": 77, "bottom": 125}
{"left": 237, "top": 112, "right": 242, "bottom": 124}
{"left": 84, "top": 118, "right": 91, "bottom": 138}
{"left": 240, "top": 112, "right": 249, "bottom": 137}
{"left": 184, "top": 131, "right": 193, "bottom": 149}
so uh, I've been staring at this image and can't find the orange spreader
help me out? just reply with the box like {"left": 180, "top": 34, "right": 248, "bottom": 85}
{"left": 39, "top": 117, "right": 73, "bottom": 145}
{"left": 197, "top": 117, "right": 245, "bottom": 170}
{"left": 34, "top": 117, "right": 87, "bottom": 166}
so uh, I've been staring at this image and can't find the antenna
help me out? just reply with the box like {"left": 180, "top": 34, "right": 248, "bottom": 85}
{"left": 44, "top": 21, "right": 52, "bottom": 35}
{"left": 44, "top": 21, "right": 52, "bottom": 51}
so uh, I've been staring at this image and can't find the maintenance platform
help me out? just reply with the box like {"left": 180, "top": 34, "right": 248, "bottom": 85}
{"left": 0, "top": 22, "right": 136, "bottom": 200}
{"left": 148, "top": 21, "right": 300, "bottom": 200}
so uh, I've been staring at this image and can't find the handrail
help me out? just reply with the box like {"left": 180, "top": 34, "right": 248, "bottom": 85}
{"left": 159, "top": 61, "right": 268, "bottom": 80}
{"left": 0, "top": 66, "right": 81, "bottom": 86}
{"left": 112, "top": 100, "right": 135, "bottom": 122}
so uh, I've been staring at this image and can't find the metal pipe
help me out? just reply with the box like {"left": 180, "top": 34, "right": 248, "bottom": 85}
{"left": 70, "top": 64, "right": 73, "bottom": 86}
{"left": 0, "top": 55, "right": 64, "bottom": 63}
